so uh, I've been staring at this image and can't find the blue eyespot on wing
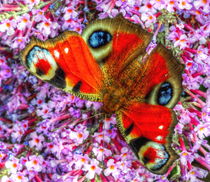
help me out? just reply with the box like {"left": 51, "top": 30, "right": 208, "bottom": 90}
{"left": 88, "top": 31, "right": 112, "bottom": 48}
{"left": 157, "top": 82, "right": 173, "bottom": 105}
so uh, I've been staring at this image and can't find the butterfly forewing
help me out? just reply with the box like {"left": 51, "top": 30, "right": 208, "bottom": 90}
{"left": 21, "top": 32, "right": 103, "bottom": 101}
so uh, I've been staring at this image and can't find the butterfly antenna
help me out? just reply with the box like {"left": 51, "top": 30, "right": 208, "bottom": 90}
{"left": 75, "top": 112, "right": 104, "bottom": 128}
{"left": 83, "top": 0, "right": 89, "bottom": 24}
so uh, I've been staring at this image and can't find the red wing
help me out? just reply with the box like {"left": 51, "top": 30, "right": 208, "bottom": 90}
{"left": 117, "top": 102, "right": 178, "bottom": 174}
{"left": 122, "top": 103, "right": 172, "bottom": 143}
{"left": 21, "top": 32, "right": 103, "bottom": 101}
{"left": 81, "top": 15, "right": 152, "bottom": 78}
{"left": 132, "top": 45, "right": 184, "bottom": 100}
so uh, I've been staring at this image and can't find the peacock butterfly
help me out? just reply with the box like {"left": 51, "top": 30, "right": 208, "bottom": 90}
{"left": 20, "top": 15, "right": 184, "bottom": 174}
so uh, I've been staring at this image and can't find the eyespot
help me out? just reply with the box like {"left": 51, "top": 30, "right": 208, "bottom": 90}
{"left": 88, "top": 30, "right": 112, "bottom": 48}
{"left": 138, "top": 142, "right": 169, "bottom": 171}
{"left": 157, "top": 82, "right": 173, "bottom": 105}
{"left": 26, "top": 46, "right": 58, "bottom": 80}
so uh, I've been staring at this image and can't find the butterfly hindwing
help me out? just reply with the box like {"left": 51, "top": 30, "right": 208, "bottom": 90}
{"left": 115, "top": 45, "right": 183, "bottom": 174}
{"left": 117, "top": 103, "right": 178, "bottom": 174}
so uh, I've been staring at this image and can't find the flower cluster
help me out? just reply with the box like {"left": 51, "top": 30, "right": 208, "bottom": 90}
{"left": 0, "top": 0, "right": 209, "bottom": 181}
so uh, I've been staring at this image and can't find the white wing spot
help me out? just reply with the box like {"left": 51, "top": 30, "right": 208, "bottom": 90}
{"left": 158, "top": 125, "right": 164, "bottom": 130}
{"left": 64, "top": 47, "right": 69, "bottom": 54}
{"left": 156, "top": 136, "right": 163, "bottom": 141}
{"left": 54, "top": 50, "right": 60, "bottom": 58}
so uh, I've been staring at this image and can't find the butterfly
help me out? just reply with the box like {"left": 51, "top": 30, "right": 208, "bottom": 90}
{"left": 20, "top": 15, "right": 184, "bottom": 174}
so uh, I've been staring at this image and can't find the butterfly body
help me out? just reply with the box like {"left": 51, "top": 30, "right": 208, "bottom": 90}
{"left": 21, "top": 15, "right": 184, "bottom": 174}
{"left": 101, "top": 46, "right": 152, "bottom": 113}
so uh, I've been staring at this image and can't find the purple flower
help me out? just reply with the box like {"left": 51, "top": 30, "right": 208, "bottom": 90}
{"left": 69, "top": 128, "right": 89, "bottom": 144}
{"left": 10, "top": 173, "right": 29, "bottom": 182}
{"left": 186, "top": 167, "right": 208, "bottom": 181}
{"left": 25, "top": 155, "right": 44, "bottom": 172}
{"left": 0, "top": 19, "right": 16, "bottom": 36}
{"left": 92, "top": 146, "right": 112, "bottom": 161}
{"left": 93, "top": 131, "right": 111, "bottom": 143}
{"left": 178, "top": 0, "right": 193, "bottom": 10}
{"left": 16, "top": 13, "right": 31, "bottom": 31}
{"left": 165, "top": 0, "right": 177, "bottom": 12}
{"left": 104, "top": 159, "right": 120, "bottom": 180}
{"left": 1, "top": 176, "right": 14, "bottom": 182}
{"left": 193, "top": 0, "right": 210, "bottom": 13}
{"left": 28, "top": 132, "right": 45, "bottom": 150}
{"left": 141, "top": 12, "right": 157, "bottom": 28}
{"left": 84, "top": 159, "right": 102, "bottom": 179}
{"left": 10, "top": 37, "right": 28, "bottom": 49}
{"left": 36, "top": 20, "right": 59, "bottom": 38}
{"left": 173, "top": 34, "right": 189, "bottom": 49}
{"left": 5, "top": 157, "right": 22, "bottom": 174}
{"left": 139, "top": 2, "right": 157, "bottom": 14}
{"left": 180, "top": 151, "right": 195, "bottom": 165}
{"left": 74, "top": 154, "right": 90, "bottom": 169}
{"left": 150, "top": 0, "right": 166, "bottom": 10}
{"left": 194, "top": 123, "right": 210, "bottom": 139}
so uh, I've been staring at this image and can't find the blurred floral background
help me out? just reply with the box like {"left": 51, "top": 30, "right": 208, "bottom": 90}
{"left": 0, "top": 0, "right": 209, "bottom": 181}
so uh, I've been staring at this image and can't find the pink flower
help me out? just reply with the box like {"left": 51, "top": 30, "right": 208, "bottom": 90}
{"left": 5, "top": 157, "right": 22, "bottom": 174}
{"left": 84, "top": 159, "right": 102, "bottom": 179}
{"left": 141, "top": 12, "right": 156, "bottom": 28}
{"left": 1, "top": 176, "right": 14, "bottom": 182}
{"left": 11, "top": 37, "right": 28, "bottom": 49}
{"left": 180, "top": 151, "right": 195, "bottom": 165}
{"left": 93, "top": 131, "right": 111, "bottom": 143}
{"left": 104, "top": 159, "right": 120, "bottom": 180}
{"left": 0, "top": 64, "right": 12, "bottom": 81}
{"left": 61, "top": 19, "right": 82, "bottom": 32}
{"left": 36, "top": 20, "right": 59, "bottom": 37}
{"left": 195, "top": 123, "right": 210, "bottom": 139}
{"left": 0, "top": 151, "right": 7, "bottom": 162}
{"left": 24, "top": 0, "right": 40, "bottom": 6}
{"left": 0, "top": 19, "right": 16, "bottom": 36}
{"left": 119, "top": 147, "right": 134, "bottom": 160}
{"left": 174, "top": 34, "right": 189, "bottom": 49}
{"left": 11, "top": 126, "right": 25, "bottom": 143}
{"left": 186, "top": 167, "right": 208, "bottom": 181}
{"left": 10, "top": 173, "right": 28, "bottom": 182}
{"left": 150, "top": 0, "right": 166, "bottom": 10}
{"left": 29, "top": 132, "right": 44, "bottom": 150}
{"left": 32, "top": 9, "right": 45, "bottom": 22}
{"left": 63, "top": 7, "right": 79, "bottom": 20}
{"left": 92, "top": 146, "right": 112, "bottom": 161}
{"left": 25, "top": 155, "right": 44, "bottom": 172}
{"left": 36, "top": 102, "right": 52, "bottom": 119}
{"left": 17, "top": 14, "right": 31, "bottom": 30}
{"left": 74, "top": 154, "right": 90, "bottom": 169}
{"left": 103, "top": 116, "right": 116, "bottom": 129}
{"left": 166, "top": 0, "right": 177, "bottom": 12}
{"left": 178, "top": 0, "right": 193, "bottom": 10}
{"left": 116, "top": 160, "right": 131, "bottom": 173}
{"left": 85, "top": 101, "right": 102, "bottom": 110}
{"left": 45, "top": 142, "right": 59, "bottom": 154}
{"left": 139, "top": 2, "right": 157, "bottom": 14}
{"left": 69, "top": 129, "right": 89, "bottom": 144}
{"left": 193, "top": 0, "right": 210, "bottom": 13}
